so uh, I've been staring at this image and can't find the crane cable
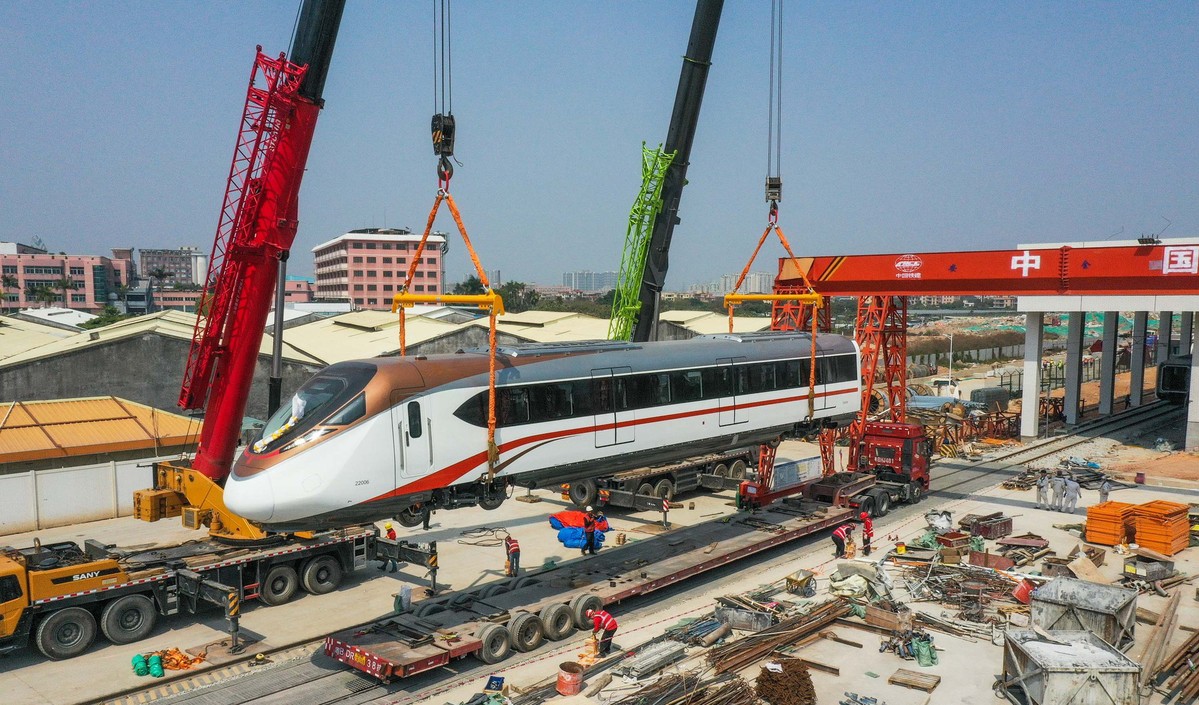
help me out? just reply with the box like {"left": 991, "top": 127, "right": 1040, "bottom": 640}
{"left": 765, "top": 0, "right": 783, "bottom": 223}
{"left": 432, "top": 0, "right": 457, "bottom": 187}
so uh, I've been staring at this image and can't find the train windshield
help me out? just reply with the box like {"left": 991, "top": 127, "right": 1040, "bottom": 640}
{"left": 251, "top": 362, "right": 377, "bottom": 453}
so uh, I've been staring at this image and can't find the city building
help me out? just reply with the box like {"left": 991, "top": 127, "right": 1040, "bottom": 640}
{"left": 686, "top": 271, "right": 775, "bottom": 296}
{"left": 312, "top": 228, "right": 447, "bottom": 310}
{"left": 284, "top": 276, "right": 316, "bottom": 303}
{"left": 153, "top": 288, "right": 204, "bottom": 312}
{"left": 139, "top": 246, "right": 206, "bottom": 286}
{"left": 1, "top": 242, "right": 133, "bottom": 313}
{"left": 562, "top": 270, "right": 617, "bottom": 293}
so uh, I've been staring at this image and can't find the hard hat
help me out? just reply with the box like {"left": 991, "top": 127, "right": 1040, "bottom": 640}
{"left": 586, "top": 608, "right": 595, "bottom": 616}
{"left": 585, "top": 506, "right": 594, "bottom": 512}
{"left": 384, "top": 522, "right": 393, "bottom": 529}
{"left": 859, "top": 512, "right": 869, "bottom": 520}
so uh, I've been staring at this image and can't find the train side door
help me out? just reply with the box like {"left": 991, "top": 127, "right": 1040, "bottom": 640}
{"left": 717, "top": 358, "right": 748, "bottom": 426}
{"left": 392, "top": 391, "right": 433, "bottom": 482}
{"left": 592, "top": 368, "right": 634, "bottom": 447}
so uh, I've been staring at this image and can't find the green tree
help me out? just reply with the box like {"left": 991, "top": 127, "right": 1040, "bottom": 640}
{"left": 496, "top": 281, "right": 540, "bottom": 313}
{"left": 451, "top": 275, "right": 486, "bottom": 295}
{"left": 148, "top": 268, "right": 173, "bottom": 289}
{"left": 79, "top": 304, "right": 130, "bottom": 329}
{"left": 27, "top": 284, "right": 57, "bottom": 306}
{"left": 1, "top": 274, "right": 18, "bottom": 311}
{"left": 55, "top": 276, "right": 77, "bottom": 306}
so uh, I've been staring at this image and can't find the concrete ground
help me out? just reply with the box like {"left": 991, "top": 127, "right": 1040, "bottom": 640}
{"left": 3, "top": 438, "right": 1196, "bottom": 705}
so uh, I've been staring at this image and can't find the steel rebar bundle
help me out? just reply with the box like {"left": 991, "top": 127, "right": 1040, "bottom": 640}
{"left": 707, "top": 599, "right": 852, "bottom": 674}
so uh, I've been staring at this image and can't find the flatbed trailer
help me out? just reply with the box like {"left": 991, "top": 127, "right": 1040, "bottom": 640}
{"left": 0, "top": 526, "right": 436, "bottom": 660}
{"left": 325, "top": 499, "right": 853, "bottom": 682}
{"left": 563, "top": 449, "right": 754, "bottom": 511}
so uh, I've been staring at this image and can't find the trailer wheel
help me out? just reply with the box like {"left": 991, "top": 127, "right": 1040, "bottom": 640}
{"left": 729, "top": 459, "right": 747, "bottom": 480}
{"left": 870, "top": 490, "right": 891, "bottom": 517}
{"left": 100, "top": 594, "right": 157, "bottom": 645}
{"left": 397, "top": 504, "right": 428, "bottom": 528}
{"left": 414, "top": 601, "right": 448, "bottom": 618}
{"left": 35, "top": 607, "right": 96, "bottom": 660}
{"left": 476, "top": 624, "right": 512, "bottom": 664}
{"left": 301, "top": 556, "right": 343, "bottom": 595}
{"left": 259, "top": 564, "right": 299, "bottom": 606}
{"left": 636, "top": 483, "right": 654, "bottom": 497}
{"left": 509, "top": 612, "right": 545, "bottom": 652}
{"left": 654, "top": 479, "right": 674, "bottom": 500}
{"left": 569, "top": 594, "right": 603, "bottom": 630}
{"left": 908, "top": 482, "right": 924, "bottom": 503}
{"left": 540, "top": 603, "right": 574, "bottom": 640}
{"left": 568, "top": 479, "right": 598, "bottom": 508}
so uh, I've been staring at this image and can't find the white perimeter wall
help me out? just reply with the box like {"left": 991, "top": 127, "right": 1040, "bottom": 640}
{"left": 0, "top": 455, "right": 181, "bottom": 533}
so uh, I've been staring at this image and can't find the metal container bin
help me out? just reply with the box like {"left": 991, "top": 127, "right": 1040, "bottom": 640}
{"left": 1030, "top": 577, "right": 1137, "bottom": 651}
{"left": 998, "top": 630, "right": 1140, "bottom": 705}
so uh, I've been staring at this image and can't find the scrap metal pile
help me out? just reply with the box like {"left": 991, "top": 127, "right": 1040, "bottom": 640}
{"left": 708, "top": 599, "right": 853, "bottom": 674}
{"left": 611, "top": 673, "right": 755, "bottom": 705}
{"left": 755, "top": 660, "right": 816, "bottom": 705}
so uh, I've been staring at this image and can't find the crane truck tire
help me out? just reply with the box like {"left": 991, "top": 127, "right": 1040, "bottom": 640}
{"left": 729, "top": 459, "right": 747, "bottom": 479}
{"left": 301, "top": 555, "right": 343, "bottom": 595}
{"left": 637, "top": 483, "right": 655, "bottom": 497}
{"left": 569, "top": 594, "right": 603, "bottom": 630}
{"left": 712, "top": 463, "right": 729, "bottom": 478}
{"left": 654, "top": 479, "right": 675, "bottom": 500}
{"left": 568, "top": 479, "right": 598, "bottom": 508}
{"left": 35, "top": 607, "right": 97, "bottom": 660}
{"left": 477, "top": 623, "right": 512, "bottom": 664}
{"left": 509, "top": 612, "right": 546, "bottom": 652}
{"left": 259, "top": 564, "right": 299, "bottom": 606}
{"left": 100, "top": 594, "right": 158, "bottom": 645}
{"left": 540, "top": 603, "right": 574, "bottom": 640}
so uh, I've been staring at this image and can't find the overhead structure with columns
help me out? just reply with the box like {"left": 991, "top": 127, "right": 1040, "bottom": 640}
{"left": 774, "top": 237, "right": 1199, "bottom": 449}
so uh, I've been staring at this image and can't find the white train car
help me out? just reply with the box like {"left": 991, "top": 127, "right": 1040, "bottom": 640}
{"left": 226, "top": 331, "right": 861, "bottom": 530}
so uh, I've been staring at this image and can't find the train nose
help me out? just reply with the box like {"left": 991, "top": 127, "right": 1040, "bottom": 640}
{"left": 224, "top": 472, "right": 275, "bottom": 522}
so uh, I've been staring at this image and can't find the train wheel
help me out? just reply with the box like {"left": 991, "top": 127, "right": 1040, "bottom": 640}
{"left": 568, "top": 479, "right": 598, "bottom": 508}
{"left": 637, "top": 483, "right": 654, "bottom": 497}
{"left": 477, "top": 624, "right": 512, "bottom": 664}
{"left": 729, "top": 459, "right": 747, "bottom": 480}
{"left": 301, "top": 556, "right": 343, "bottom": 595}
{"left": 259, "top": 565, "right": 299, "bottom": 606}
{"left": 35, "top": 607, "right": 96, "bottom": 660}
{"left": 509, "top": 612, "right": 545, "bottom": 652}
{"left": 478, "top": 483, "right": 506, "bottom": 510}
{"left": 100, "top": 594, "right": 157, "bottom": 645}
{"left": 569, "top": 594, "right": 603, "bottom": 630}
{"left": 540, "top": 603, "right": 574, "bottom": 640}
{"left": 654, "top": 479, "right": 675, "bottom": 500}
{"left": 396, "top": 504, "right": 428, "bottom": 528}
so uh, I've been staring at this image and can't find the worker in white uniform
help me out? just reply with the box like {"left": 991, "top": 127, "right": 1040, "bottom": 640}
{"left": 1049, "top": 471, "right": 1066, "bottom": 512}
{"left": 1062, "top": 477, "right": 1082, "bottom": 514}
{"left": 1035, "top": 470, "right": 1050, "bottom": 509}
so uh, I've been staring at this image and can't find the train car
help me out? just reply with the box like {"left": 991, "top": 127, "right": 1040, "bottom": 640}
{"left": 1157, "top": 355, "right": 1192, "bottom": 405}
{"left": 225, "top": 332, "right": 861, "bottom": 530}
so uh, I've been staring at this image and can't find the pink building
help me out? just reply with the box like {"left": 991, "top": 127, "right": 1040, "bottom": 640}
{"left": 1, "top": 242, "right": 132, "bottom": 313}
{"left": 153, "top": 288, "right": 204, "bottom": 312}
{"left": 284, "top": 276, "right": 315, "bottom": 303}
{"left": 312, "top": 228, "right": 447, "bottom": 310}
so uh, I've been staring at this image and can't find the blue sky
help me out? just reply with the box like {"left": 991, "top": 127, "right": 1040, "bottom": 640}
{"left": 2, "top": 2, "right": 1197, "bottom": 288}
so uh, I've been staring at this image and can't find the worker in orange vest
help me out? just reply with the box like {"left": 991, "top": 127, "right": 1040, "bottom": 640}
{"left": 378, "top": 522, "right": 398, "bottom": 572}
{"left": 859, "top": 512, "right": 874, "bottom": 556}
{"left": 831, "top": 523, "right": 854, "bottom": 559}
{"left": 503, "top": 534, "right": 521, "bottom": 576}
{"left": 586, "top": 607, "right": 619, "bottom": 656}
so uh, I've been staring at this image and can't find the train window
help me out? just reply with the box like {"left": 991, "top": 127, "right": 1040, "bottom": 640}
{"left": 407, "top": 402, "right": 423, "bottom": 438}
{"left": 799, "top": 358, "right": 813, "bottom": 385}
{"left": 453, "top": 392, "right": 487, "bottom": 426}
{"left": 530, "top": 383, "right": 573, "bottom": 421}
{"left": 326, "top": 394, "right": 366, "bottom": 425}
{"left": 834, "top": 355, "right": 858, "bottom": 383}
{"left": 670, "top": 370, "right": 704, "bottom": 403}
{"left": 613, "top": 377, "right": 631, "bottom": 410}
{"left": 701, "top": 368, "right": 725, "bottom": 398}
{"left": 0, "top": 575, "right": 20, "bottom": 603}
{"left": 652, "top": 374, "right": 671, "bottom": 405}
{"left": 779, "top": 360, "right": 801, "bottom": 389}
{"left": 748, "top": 364, "right": 777, "bottom": 393}
{"left": 497, "top": 388, "right": 530, "bottom": 426}
{"left": 591, "top": 378, "right": 613, "bottom": 414}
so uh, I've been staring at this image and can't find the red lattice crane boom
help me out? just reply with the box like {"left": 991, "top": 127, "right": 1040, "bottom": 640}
{"left": 180, "top": 0, "right": 345, "bottom": 482}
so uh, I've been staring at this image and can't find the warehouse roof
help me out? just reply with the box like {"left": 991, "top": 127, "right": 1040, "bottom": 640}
{"left": 279, "top": 309, "right": 462, "bottom": 364}
{"left": 659, "top": 310, "right": 773, "bottom": 335}
{"left": 0, "top": 396, "right": 202, "bottom": 464}
{"left": 0, "top": 316, "right": 75, "bottom": 361}
{"left": 468, "top": 311, "right": 611, "bottom": 342}
{"left": 0, "top": 310, "right": 323, "bottom": 368}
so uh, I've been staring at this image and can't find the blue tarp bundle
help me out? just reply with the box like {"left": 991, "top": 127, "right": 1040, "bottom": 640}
{"left": 557, "top": 527, "right": 606, "bottom": 549}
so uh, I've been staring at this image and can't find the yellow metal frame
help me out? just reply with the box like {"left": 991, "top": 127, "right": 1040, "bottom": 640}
{"left": 134, "top": 462, "right": 268, "bottom": 541}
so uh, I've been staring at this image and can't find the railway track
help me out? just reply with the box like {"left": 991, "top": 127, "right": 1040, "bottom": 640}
{"left": 102, "top": 402, "right": 1183, "bottom": 705}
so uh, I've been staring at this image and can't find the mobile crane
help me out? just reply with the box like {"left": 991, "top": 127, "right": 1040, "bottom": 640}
{"left": 0, "top": 1, "right": 434, "bottom": 661}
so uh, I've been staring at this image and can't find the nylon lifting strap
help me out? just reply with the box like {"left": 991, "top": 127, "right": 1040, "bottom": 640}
{"left": 397, "top": 186, "right": 501, "bottom": 477}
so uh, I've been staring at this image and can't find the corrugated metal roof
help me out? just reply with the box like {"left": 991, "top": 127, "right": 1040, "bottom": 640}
{"left": 0, "top": 310, "right": 322, "bottom": 368}
{"left": 467, "top": 312, "right": 611, "bottom": 342}
{"left": 279, "top": 310, "right": 460, "bottom": 365}
{"left": 0, "top": 397, "right": 202, "bottom": 464}
{"left": 0, "top": 316, "right": 75, "bottom": 361}
{"left": 659, "top": 311, "right": 772, "bottom": 335}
